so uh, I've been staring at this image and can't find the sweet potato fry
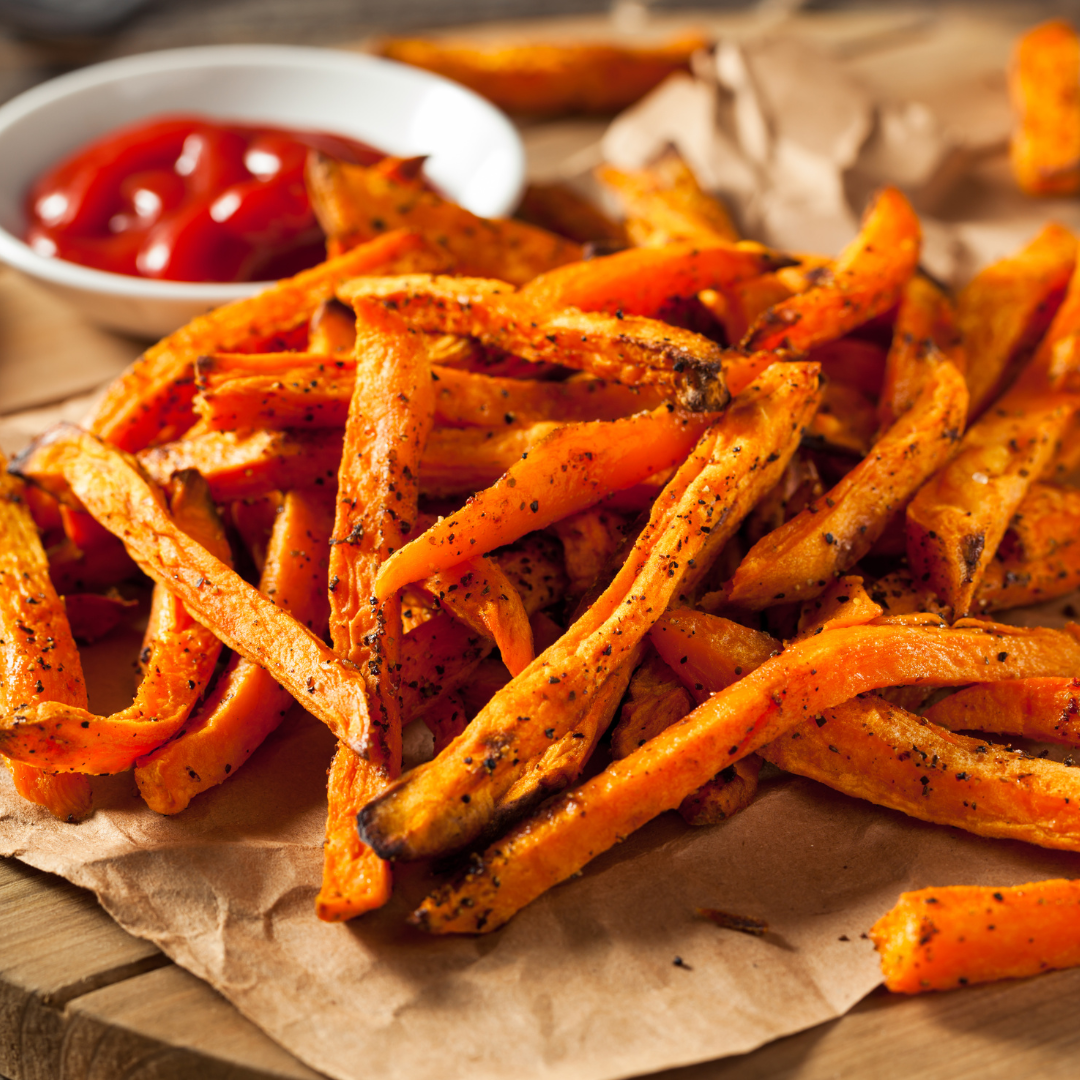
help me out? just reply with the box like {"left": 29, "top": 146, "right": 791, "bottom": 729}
{"left": 194, "top": 354, "right": 663, "bottom": 432}
{"left": 0, "top": 454, "right": 92, "bottom": 821}
{"left": 678, "top": 755, "right": 762, "bottom": 827}
{"left": 340, "top": 274, "right": 731, "bottom": 411}
{"left": 516, "top": 182, "right": 628, "bottom": 244}
{"left": 411, "top": 619, "right": 1080, "bottom": 932}
{"left": 516, "top": 242, "right": 793, "bottom": 318}
{"left": 307, "top": 298, "right": 357, "bottom": 356}
{"left": 85, "top": 230, "right": 446, "bottom": 452}
{"left": 609, "top": 649, "right": 695, "bottom": 760}
{"left": 796, "top": 576, "right": 884, "bottom": 637}
{"left": 551, "top": 508, "right": 629, "bottom": 596}
{"left": 0, "top": 470, "right": 231, "bottom": 773}
{"left": 906, "top": 388, "right": 1079, "bottom": 617}
{"left": 809, "top": 337, "right": 887, "bottom": 398}
{"left": 375, "top": 403, "right": 717, "bottom": 600}
{"left": 595, "top": 150, "right": 739, "bottom": 247}
{"left": 957, "top": 223, "right": 1077, "bottom": 418}
{"left": 419, "top": 423, "right": 562, "bottom": 497}
{"left": 358, "top": 362, "right": 821, "bottom": 862}
{"left": 871, "top": 879, "right": 1080, "bottom": 993}
{"left": 377, "top": 35, "right": 705, "bottom": 116}
{"left": 923, "top": 677, "right": 1080, "bottom": 744}
{"left": 424, "top": 690, "right": 469, "bottom": 756}
{"left": 804, "top": 380, "right": 878, "bottom": 457}
{"left": 420, "top": 555, "right": 534, "bottom": 677}
{"left": 1015, "top": 250, "right": 1080, "bottom": 394}
{"left": 318, "top": 300, "right": 436, "bottom": 922}
{"left": 975, "top": 543, "right": 1080, "bottom": 613}
{"left": 729, "top": 355, "right": 967, "bottom": 609}
{"left": 742, "top": 188, "right": 920, "bottom": 353}
{"left": 306, "top": 153, "right": 580, "bottom": 285}
{"left": 867, "top": 569, "right": 950, "bottom": 619}
{"left": 880, "top": 275, "right": 965, "bottom": 431}
{"left": 12, "top": 425, "right": 376, "bottom": 753}
{"left": 1010, "top": 20, "right": 1080, "bottom": 196}
{"left": 63, "top": 590, "right": 137, "bottom": 643}
{"left": 135, "top": 488, "right": 334, "bottom": 814}
{"left": 761, "top": 693, "right": 1080, "bottom": 851}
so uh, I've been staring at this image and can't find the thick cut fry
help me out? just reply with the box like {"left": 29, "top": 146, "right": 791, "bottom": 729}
{"left": 375, "top": 404, "right": 718, "bottom": 600}
{"left": 880, "top": 275, "right": 965, "bottom": 430}
{"left": 517, "top": 182, "right": 628, "bottom": 244}
{"left": 85, "top": 230, "right": 446, "bottom": 452}
{"left": 516, "top": 242, "right": 792, "bottom": 318}
{"left": 358, "top": 363, "right": 821, "bottom": 862}
{"left": 957, "top": 223, "right": 1077, "bottom": 418}
{"left": 378, "top": 35, "right": 704, "bottom": 116}
{"left": 975, "top": 543, "right": 1080, "bottom": 612}
{"left": 743, "top": 188, "right": 920, "bottom": 353}
{"left": 194, "top": 354, "right": 663, "bottom": 432}
{"left": 907, "top": 389, "right": 1079, "bottom": 617}
{"left": 0, "top": 455, "right": 92, "bottom": 821}
{"left": 595, "top": 150, "right": 739, "bottom": 247}
{"left": 318, "top": 301, "right": 436, "bottom": 922}
{"left": 729, "top": 357, "right": 967, "bottom": 609}
{"left": 412, "top": 619, "right": 1080, "bottom": 932}
{"left": 796, "top": 576, "right": 884, "bottom": 637}
{"left": 13, "top": 426, "right": 377, "bottom": 753}
{"left": 871, "top": 879, "right": 1080, "bottom": 993}
{"left": 924, "top": 677, "right": 1080, "bottom": 744}
{"left": 0, "top": 471, "right": 231, "bottom": 773}
{"left": 306, "top": 153, "right": 580, "bottom": 285}
{"left": 761, "top": 694, "right": 1080, "bottom": 852}
{"left": 1016, "top": 251, "right": 1080, "bottom": 394}
{"left": 134, "top": 489, "right": 333, "bottom": 814}
{"left": 1001, "top": 481, "right": 1080, "bottom": 561}
{"left": 1010, "top": 21, "right": 1080, "bottom": 196}
{"left": 339, "top": 275, "right": 731, "bottom": 411}
{"left": 609, "top": 649, "right": 695, "bottom": 760}
{"left": 421, "top": 556, "right": 534, "bottom": 677}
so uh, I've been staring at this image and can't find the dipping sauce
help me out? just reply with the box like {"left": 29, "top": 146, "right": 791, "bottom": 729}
{"left": 26, "top": 115, "right": 384, "bottom": 282}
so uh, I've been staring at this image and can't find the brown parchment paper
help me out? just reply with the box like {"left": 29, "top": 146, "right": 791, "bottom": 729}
{"left": 4, "top": 8, "right": 1080, "bottom": 1080}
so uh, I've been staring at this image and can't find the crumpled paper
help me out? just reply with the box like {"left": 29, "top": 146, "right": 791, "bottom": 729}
{"left": 5, "top": 9, "right": 1080, "bottom": 1080}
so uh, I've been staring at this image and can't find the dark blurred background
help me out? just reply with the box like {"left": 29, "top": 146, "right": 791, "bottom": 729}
{"left": 0, "top": 0, "right": 1070, "bottom": 106}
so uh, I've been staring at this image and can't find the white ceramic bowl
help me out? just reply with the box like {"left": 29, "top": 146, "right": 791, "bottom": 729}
{"left": 0, "top": 45, "right": 525, "bottom": 339}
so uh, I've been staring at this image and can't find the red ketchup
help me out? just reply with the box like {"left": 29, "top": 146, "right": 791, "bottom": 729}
{"left": 26, "top": 115, "right": 384, "bottom": 283}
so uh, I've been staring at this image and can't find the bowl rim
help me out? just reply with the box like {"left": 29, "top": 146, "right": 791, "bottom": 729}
{"left": 0, "top": 43, "right": 524, "bottom": 301}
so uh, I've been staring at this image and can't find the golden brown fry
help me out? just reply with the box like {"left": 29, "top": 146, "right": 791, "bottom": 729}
{"left": 958, "top": 223, "right": 1078, "bottom": 418}
{"left": 13, "top": 425, "right": 376, "bottom": 753}
{"left": 596, "top": 149, "right": 739, "bottom": 246}
{"left": 0, "top": 471, "right": 231, "bottom": 774}
{"left": 376, "top": 403, "right": 717, "bottom": 600}
{"left": 306, "top": 153, "right": 580, "bottom": 285}
{"left": 0, "top": 454, "right": 92, "bottom": 821}
{"left": 85, "top": 230, "right": 446, "bottom": 452}
{"left": 1010, "top": 20, "right": 1080, "bottom": 195}
{"left": 135, "top": 488, "right": 333, "bottom": 813}
{"left": 871, "top": 879, "right": 1080, "bottom": 994}
{"left": 358, "top": 362, "right": 821, "bottom": 862}
{"left": 743, "top": 188, "right": 920, "bottom": 353}
{"left": 340, "top": 274, "right": 731, "bottom": 410}
{"left": 729, "top": 356, "right": 967, "bottom": 609}
{"left": 761, "top": 694, "right": 1080, "bottom": 851}
{"left": 413, "top": 619, "right": 1080, "bottom": 933}
{"left": 377, "top": 35, "right": 705, "bottom": 116}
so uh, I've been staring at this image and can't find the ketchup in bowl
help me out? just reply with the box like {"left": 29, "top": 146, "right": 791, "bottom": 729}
{"left": 26, "top": 115, "right": 384, "bottom": 283}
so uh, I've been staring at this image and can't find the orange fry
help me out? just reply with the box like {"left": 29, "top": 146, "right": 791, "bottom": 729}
{"left": 743, "top": 187, "right": 920, "bottom": 353}
{"left": 134, "top": 488, "right": 333, "bottom": 814}
{"left": 923, "top": 677, "right": 1080, "bottom": 744}
{"left": 762, "top": 693, "right": 1080, "bottom": 851}
{"left": 1010, "top": 20, "right": 1080, "bottom": 196}
{"left": 871, "top": 879, "right": 1080, "bottom": 993}
{"left": 0, "top": 454, "right": 92, "bottom": 821}
{"left": 339, "top": 274, "right": 731, "bottom": 411}
{"left": 375, "top": 403, "right": 717, "bottom": 600}
{"left": 412, "top": 619, "right": 1080, "bottom": 933}
{"left": 12, "top": 426, "right": 375, "bottom": 753}
{"left": 85, "top": 230, "right": 445, "bottom": 452}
